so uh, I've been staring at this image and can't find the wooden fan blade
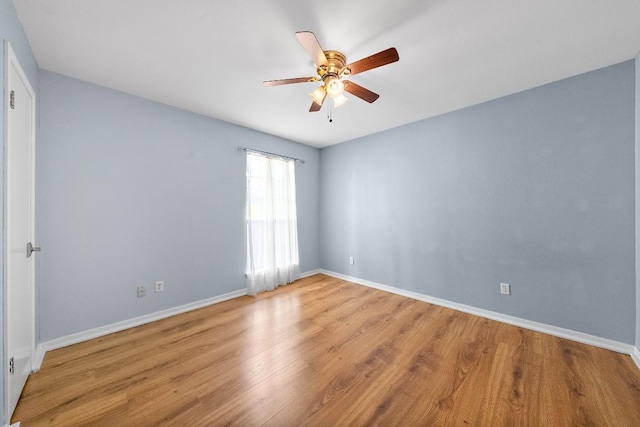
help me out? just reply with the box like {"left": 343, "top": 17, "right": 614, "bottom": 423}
{"left": 343, "top": 81, "right": 380, "bottom": 103}
{"left": 296, "top": 31, "right": 328, "bottom": 67}
{"left": 309, "top": 101, "right": 322, "bottom": 112}
{"left": 263, "top": 77, "right": 316, "bottom": 87}
{"left": 344, "top": 47, "right": 399, "bottom": 76}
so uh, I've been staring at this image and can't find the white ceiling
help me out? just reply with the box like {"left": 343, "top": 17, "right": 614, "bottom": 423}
{"left": 12, "top": 0, "right": 640, "bottom": 148}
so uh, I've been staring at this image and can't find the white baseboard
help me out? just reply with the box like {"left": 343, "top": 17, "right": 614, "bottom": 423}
{"left": 320, "top": 269, "right": 639, "bottom": 361}
{"left": 632, "top": 346, "right": 640, "bottom": 370}
{"left": 34, "top": 288, "right": 247, "bottom": 370}
{"left": 301, "top": 269, "right": 322, "bottom": 278}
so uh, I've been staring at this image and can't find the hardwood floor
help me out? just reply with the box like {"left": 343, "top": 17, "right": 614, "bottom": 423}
{"left": 13, "top": 274, "right": 640, "bottom": 426}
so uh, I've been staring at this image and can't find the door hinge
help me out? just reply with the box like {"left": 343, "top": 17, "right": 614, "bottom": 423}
{"left": 10, "top": 90, "right": 15, "bottom": 109}
{"left": 9, "top": 357, "right": 14, "bottom": 375}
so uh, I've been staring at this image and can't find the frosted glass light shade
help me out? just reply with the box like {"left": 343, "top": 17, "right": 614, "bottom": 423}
{"left": 309, "top": 86, "right": 326, "bottom": 105}
{"left": 332, "top": 93, "right": 348, "bottom": 108}
{"left": 325, "top": 76, "right": 344, "bottom": 98}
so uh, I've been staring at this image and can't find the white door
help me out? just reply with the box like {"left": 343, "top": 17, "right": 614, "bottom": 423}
{"left": 4, "top": 41, "right": 36, "bottom": 420}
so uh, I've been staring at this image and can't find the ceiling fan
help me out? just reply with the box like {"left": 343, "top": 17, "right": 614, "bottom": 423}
{"left": 263, "top": 31, "right": 399, "bottom": 112}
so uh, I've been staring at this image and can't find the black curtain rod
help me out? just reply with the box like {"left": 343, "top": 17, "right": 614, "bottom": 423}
{"left": 237, "top": 146, "right": 305, "bottom": 164}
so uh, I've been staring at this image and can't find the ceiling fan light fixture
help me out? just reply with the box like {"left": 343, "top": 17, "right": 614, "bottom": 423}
{"left": 309, "top": 86, "right": 327, "bottom": 105}
{"left": 263, "top": 32, "right": 399, "bottom": 113}
{"left": 332, "top": 93, "right": 348, "bottom": 108}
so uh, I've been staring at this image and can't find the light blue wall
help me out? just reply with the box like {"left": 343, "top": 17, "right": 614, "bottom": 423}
{"left": 1, "top": 0, "right": 39, "bottom": 423}
{"left": 37, "top": 71, "right": 320, "bottom": 341}
{"left": 320, "top": 61, "right": 636, "bottom": 344}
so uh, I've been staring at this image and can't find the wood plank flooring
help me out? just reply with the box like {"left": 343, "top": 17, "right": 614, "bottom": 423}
{"left": 13, "top": 274, "right": 640, "bottom": 426}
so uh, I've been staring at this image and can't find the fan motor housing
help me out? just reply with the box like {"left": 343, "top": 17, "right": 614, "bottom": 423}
{"left": 317, "top": 50, "right": 347, "bottom": 78}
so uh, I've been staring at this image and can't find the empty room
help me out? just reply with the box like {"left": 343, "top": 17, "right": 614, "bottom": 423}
{"left": 2, "top": 0, "right": 640, "bottom": 425}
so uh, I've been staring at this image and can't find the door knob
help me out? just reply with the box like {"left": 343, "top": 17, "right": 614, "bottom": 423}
{"left": 26, "top": 242, "right": 40, "bottom": 258}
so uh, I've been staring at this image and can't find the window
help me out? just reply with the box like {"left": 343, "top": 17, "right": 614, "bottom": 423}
{"left": 245, "top": 152, "right": 300, "bottom": 294}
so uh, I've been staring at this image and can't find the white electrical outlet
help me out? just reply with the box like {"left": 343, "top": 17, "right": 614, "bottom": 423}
{"left": 137, "top": 286, "right": 146, "bottom": 298}
{"left": 155, "top": 280, "right": 164, "bottom": 293}
{"left": 349, "top": 256, "right": 354, "bottom": 265}
{"left": 500, "top": 282, "right": 510, "bottom": 295}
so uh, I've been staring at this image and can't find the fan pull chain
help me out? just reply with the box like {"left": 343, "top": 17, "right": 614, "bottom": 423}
{"left": 328, "top": 105, "right": 333, "bottom": 123}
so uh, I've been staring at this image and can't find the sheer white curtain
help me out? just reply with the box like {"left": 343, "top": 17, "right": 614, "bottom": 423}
{"left": 245, "top": 152, "right": 300, "bottom": 295}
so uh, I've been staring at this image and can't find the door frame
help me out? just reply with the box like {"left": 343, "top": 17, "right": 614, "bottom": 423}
{"left": 3, "top": 40, "right": 37, "bottom": 421}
